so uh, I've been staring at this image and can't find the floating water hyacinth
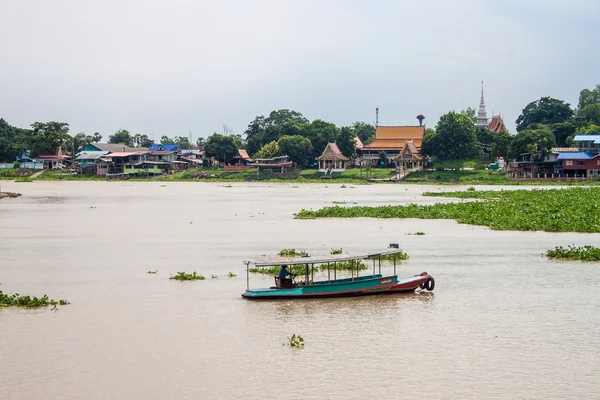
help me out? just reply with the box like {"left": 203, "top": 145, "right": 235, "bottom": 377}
{"left": 546, "top": 245, "right": 600, "bottom": 261}
{"left": 294, "top": 187, "right": 600, "bottom": 233}
{"left": 170, "top": 271, "right": 206, "bottom": 281}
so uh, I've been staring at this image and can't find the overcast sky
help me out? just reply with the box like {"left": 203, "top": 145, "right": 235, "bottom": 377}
{"left": 1, "top": 0, "right": 599, "bottom": 141}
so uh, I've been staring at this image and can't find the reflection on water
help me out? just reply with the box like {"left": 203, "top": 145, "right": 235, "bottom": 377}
{"left": 0, "top": 181, "right": 599, "bottom": 400}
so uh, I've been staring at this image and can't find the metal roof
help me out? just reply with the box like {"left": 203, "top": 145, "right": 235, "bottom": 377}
{"left": 245, "top": 249, "right": 406, "bottom": 267}
{"left": 573, "top": 135, "right": 600, "bottom": 144}
{"left": 557, "top": 152, "right": 597, "bottom": 160}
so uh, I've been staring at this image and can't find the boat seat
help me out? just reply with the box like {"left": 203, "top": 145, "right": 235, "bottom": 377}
{"left": 274, "top": 276, "right": 293, "bottom": 289}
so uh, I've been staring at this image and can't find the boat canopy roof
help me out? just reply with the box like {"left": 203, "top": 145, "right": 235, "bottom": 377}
{"left": 244, "top": 249, "right": 405, "bottom": 267}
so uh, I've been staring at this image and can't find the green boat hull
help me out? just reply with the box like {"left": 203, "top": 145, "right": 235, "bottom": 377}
{"left": 242, "top": 274, "right": 430, "bottom": 300}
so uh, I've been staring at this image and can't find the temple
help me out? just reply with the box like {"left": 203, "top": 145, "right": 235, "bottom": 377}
{"left": 476, "top": 81, "right": 489, "bottom": 127}
{"left": 487, "top": 114, "right": 509, "bottom": 133}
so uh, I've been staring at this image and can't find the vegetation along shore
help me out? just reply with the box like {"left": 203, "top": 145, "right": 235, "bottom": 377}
{"left": 295, "top": 187, "right": 600, "bottom": 233}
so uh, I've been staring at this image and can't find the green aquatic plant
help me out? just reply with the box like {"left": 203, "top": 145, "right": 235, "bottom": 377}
{"left": 294, "top": 187, "right": 600, "bottom": 233}
{"left": 249, "top": 260, "right": 369, "bottom": 275}
{"left": 0, "top": 291, "right": 69, "bottom": 308}
{"left": 278, "top": 248, "right": 309, "bottom": 257}
{"left": 407, "top": 231, "right": 425, "bottom": 236}
{"left": 211, "top": 274, "right": 218, "bottom": 279}
{"left": 147, "top": 270, "right": 158, "bottom": 274}
{"left": 170, "top": 271, "right": 206, "bottom": 281}
{"left": 546, "top": 245, "right": 600, "bottom": 261}
{"left": 228, "top": 272, "right": 237, "bottom": 278}
{"left": 288, "top": 334, "right": 304, "bottom": 348}
{"left": 330, "top": 248, "right": 343, "bottom": 255}
{"left": 368, "top": 252, "right": 409, "bottom": 261}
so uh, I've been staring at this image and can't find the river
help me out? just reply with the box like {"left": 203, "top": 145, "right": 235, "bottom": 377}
{"left": 0, "top": 181, "right": 598, "bottom": 400}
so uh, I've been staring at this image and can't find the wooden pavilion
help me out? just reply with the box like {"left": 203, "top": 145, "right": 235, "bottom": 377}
{"left": 316, "top": 143, "right": 349, "bottom": 172}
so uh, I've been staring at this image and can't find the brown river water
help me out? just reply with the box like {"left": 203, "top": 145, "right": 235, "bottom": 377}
{"left": 0, "top": 181, "right": 599, "bottom": 400}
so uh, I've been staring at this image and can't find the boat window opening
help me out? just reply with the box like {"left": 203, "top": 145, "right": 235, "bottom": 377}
{"left": 334, "top": 262, "right": 337, "bottom": 282}
{"left": 327, "top": 262, "right": 330, "bottom": 284}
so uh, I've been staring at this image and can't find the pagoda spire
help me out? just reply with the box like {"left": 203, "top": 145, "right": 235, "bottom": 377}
{"left": 476, "top": 80, "right": 489, "bottom": 127}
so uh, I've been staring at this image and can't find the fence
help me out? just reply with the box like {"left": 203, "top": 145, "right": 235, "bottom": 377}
{"left": 0, "top": 162, "right": 44, "bottom": 170}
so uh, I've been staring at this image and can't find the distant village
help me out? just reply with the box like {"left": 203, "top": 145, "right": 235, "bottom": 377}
{"left": 2, "top": 82, "right": 599, "bottom": 181}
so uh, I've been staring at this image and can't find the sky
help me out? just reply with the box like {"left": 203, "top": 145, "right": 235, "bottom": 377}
{"left": 1, "top": 0, "right": 599, "bottom": 142}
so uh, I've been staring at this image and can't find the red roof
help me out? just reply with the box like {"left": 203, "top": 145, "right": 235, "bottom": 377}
{"left": 37, "top": 147, "right": 69, "bottom": 161}
{"left": 488, "top": 115, "right": 508, "bottom": 133}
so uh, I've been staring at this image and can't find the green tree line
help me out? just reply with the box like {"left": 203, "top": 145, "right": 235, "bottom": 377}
{"left": 422, "top": 83, "right": 600, "bottom": 162}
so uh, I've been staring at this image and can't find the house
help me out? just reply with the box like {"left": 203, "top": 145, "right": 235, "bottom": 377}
{"left": 148, "top": 150, "right": 177, "bottom": 162}
{"left": 359, "top": 125, "right": 425, "bottom": 163}
{"left": 225, "top": 149, "right": 253, "bottom": 170}
{"left": 392, "top": 141, "right": 424, "bottom": 172}
{"left": 81, "top": 143, "right": 142, "bottom": 153}
{"left": 102, "top": 152, "right": 149, "bottom": 174}
{"left": 178, "top": 155, "right": 203, "bottom": 168}
{"left": 554, "top": 136, "right": 600, "bottom": 178}
{"left": 508, "top": 152, "right": 559, "bottom": 178}
{"left": 36, "top": 147, "right": 70, "bottom": 169}
{"left": 316, "top": 143, "right": 349, "bottom": 172}
{"left": 148, "top": 143, "right": 179, "bottom": 152}
{"left": 75, "top": 153, "right": 106, "bottom": 175}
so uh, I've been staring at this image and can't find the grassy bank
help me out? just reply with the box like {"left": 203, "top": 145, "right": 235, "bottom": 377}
{"left": 295, "top": 187, "right": 600, "bottom": 233}
{"left": 9, "top": 165, "right": 600, "bottom": 186}
{"left": 405, "top": 169, "right": 508, "bottom": 184}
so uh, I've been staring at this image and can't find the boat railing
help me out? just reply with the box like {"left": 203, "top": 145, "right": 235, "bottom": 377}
{"left": 243, "top": 249, "right": 406, "bottom": 291}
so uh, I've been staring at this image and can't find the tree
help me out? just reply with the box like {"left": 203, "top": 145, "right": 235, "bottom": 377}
{"left": 204, "top": 133, "right": 238, "bottom": 162}
{"left": 108, "top": 129, "right": 134, "bottom": 146}
{"left": 432, "top": 111, "right": 480, "bottom": 160}
{"left": 0, "top": 118, "right": 27, "bottom": 161}
{"left": 578, "top": 104, "right": 600, "bottom": 125}
{"left": 29, "top": 121, "right": 71, "bottom": 157}
{"left": 196, "top": 137, "right": 205, "bottom": 147}
{"left": 92, "top": 132, "right": 102, "bottom": 143}
{"left": 516, "top": 97, "right": 574, "bottom": 132}
{"left": 508, "top": 127, "right": 556, "bottom": 161}
{"left": 302, "top": 119, "right": 339, "bottom": 159}
{"left": 73, "top": 132, "right": 92, "bottom": 151}
{"left": 254, "top": 141, "right": 279, "bottom": 159}
{"left": 578, "top": 84, "right": 600, "bottom": 109}
{"left": 244, "top": 110, "right": 309, "bottom": 155}
{"left": 277, "top": 135, "right": 312, "bottom": 167}
{"left": 550, "top": 121, "right": 576, "bottom": 147}
{"left": 132, "top": 133, "right": 152, "bottom": 147}
{"left": 420, "top": 128, "right": 439, "bottom": 157}
{"left": 336, "top": 127, "right": 357, "bottom": 159}
{"left": 461, "top": 107, "right": 477, "bottom": 123}
{"left": 160, "top": 135, "right": 175, "bottom": 144}
{"left": 576, "top": 124, "right": 600, "bottom": 135}
{"left": 490, "top": 130, "right": 512, "bottom": 160}
{"left": 265, "top": 109, "right": 308, "bottom": 126}
{"left": 139, "top": 135, "right": 153, "bottom": 148}
{"left": 174, "top": 136, "right": 192, "bottom": 150}
{"left": 352, "top": 121, "right": 375, "bottom": 144}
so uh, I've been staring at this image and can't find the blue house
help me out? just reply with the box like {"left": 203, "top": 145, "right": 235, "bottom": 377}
{"left": 149, "top": 143, "right": 179, "bottom": 152}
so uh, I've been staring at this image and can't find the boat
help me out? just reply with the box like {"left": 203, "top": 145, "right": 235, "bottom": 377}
{"left": 241, "top": 249, "right": 435, "bottom": 300}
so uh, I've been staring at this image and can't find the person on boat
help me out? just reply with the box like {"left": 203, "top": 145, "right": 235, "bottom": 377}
{"left": 278, "top": 265, "right": 293, "bottom": 286}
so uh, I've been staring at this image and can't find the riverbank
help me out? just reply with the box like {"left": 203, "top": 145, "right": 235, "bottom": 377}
{"left": 4, "top": 167, "right": 599, "bottom": 186}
